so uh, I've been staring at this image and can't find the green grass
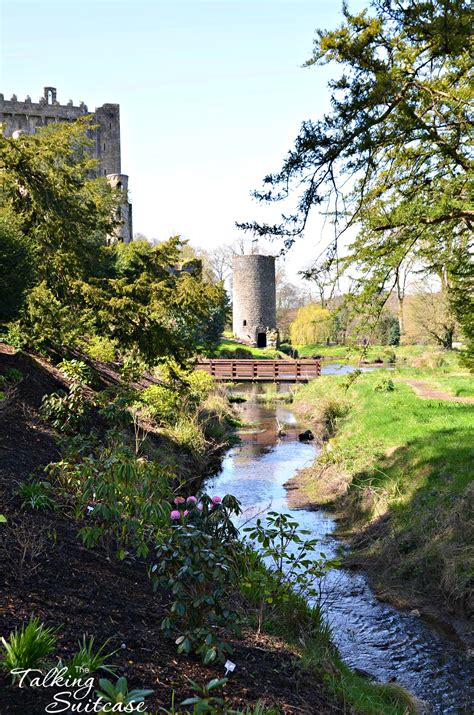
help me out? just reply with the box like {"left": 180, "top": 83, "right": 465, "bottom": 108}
{"left": 216, "top": 339, "right": 286, "bottom": 359}
{"left": 430, "top": 373, "right": 474, "bottom": 397}
{"left": 293, "top": 369, "right": 474, "bottom": 608}
{"left": 295, "top": 342, "right": 461, "bottom": 367}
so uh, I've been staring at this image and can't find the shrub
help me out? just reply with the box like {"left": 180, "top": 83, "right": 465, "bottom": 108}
{"left": 41, "top": 382, "right": 90, "bottom": 432}
{"left": 58, "top": 359, "right": 92, "bottom": 385}
{"left": 319, "top": 396, "right": 350, "bottom": 434}
{"left": 139, "top": 384, "right": 181, "bottom": 424}
{"left": 150, "top": 494, "right": 241, "bottom": 664}
{"left": 242, "top": 512, "right": 338, "bottom": 632}
{"left": 83, "top": 336, "right": 117, "bottom": 363}
{"left": 374, "top": 377, "right": 395, "bottom": 392}
{"left": 185, "top": 369, "right": 215, "bottom": 403}
{"left": 0, "top": 617, "right": 59, "bottom": 680}
{"left": 0, "top": 515, "right": 52, "bottom": 585}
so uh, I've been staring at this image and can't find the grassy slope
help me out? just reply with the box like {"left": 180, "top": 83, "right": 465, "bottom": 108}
{"left": 293, "top": 368, "right": 474, "bottom": 614}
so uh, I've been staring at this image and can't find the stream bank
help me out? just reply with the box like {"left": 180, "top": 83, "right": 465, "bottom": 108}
{"left": 206, "top": 379, "right": 472, "bottom": 714}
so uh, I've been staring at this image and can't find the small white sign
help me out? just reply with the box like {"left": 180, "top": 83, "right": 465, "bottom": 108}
{"left": 224, "top": 660, "right": 236, "bottom": 676}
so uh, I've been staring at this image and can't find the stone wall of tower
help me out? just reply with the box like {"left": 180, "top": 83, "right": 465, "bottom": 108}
{"left": 107, "top": 174, "right": 133, "bottom": 244}
{"left": 232, "top": 254, "right": 278, "bottom": 348}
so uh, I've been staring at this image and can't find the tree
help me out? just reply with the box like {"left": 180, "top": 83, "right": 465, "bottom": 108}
{"left": 0, "top": 119, "right": 118, "bottom": 301}
{"left": 1, "top": 123, "right": 228, "bottom": 363}
{"left": 0, "top": 208, "right": 34, "bottom": 322}
{"left": 410, "top": 283, "right": 457, "bottom": 348}
{"left": 290, "top": 304, "right": 333, "bottom": 346}
{"left": 238, "top": 0, "right": 473, "bottom": 355}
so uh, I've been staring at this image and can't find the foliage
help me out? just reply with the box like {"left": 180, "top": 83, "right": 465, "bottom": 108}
{"left": 373, "top": 314, "right": 400, "bottom": 347}
{"left": 95, "top": 676, "right": 153, "bottom": 711}
{"left": 19, "top": 480, "right": 55, "bottom": 511}
{"left": 289, "top": 305, "right": 332, "bottom": 346}
{"left": 0, "top": 207, "right": 35, "bottom": 322}
{"left": 1, "top": 122, "right": 228, "bottom": 363}
{"left": 41, "top": 383, "right": 91, "bottom": 433}
{"left": 239, "top": 0, "right": 473, "bottom": 355}
{"left": 59, "top": 636, "right": 117, "bottom": 678}
{"left": 150, "top": 494, "right": 241, "bottom": 664}
{"left": 47, "top": 444, "right": 173, "bottom": 560}
{"left": 179, "top": 677, "right": 228, "bottom": 713}
{"left": 82, "top": 336, "right": 117, "bottom": 363}
{"left": 139, "top": 385, "right": 181, "bottom": 424}
{"left": 0, "top": 617, "right": 58, "bottom": 680}
{"left": 374, "top": 377, "right": 395, "bottom": 392}
{"left": 242, "top": 511, "right": 338, "bottom": 631}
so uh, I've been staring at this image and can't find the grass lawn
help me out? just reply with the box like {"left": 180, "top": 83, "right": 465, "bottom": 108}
{"left": 293, "top": 368, "right": 474, "bottom": 611}
{"left": 216, "top": 338, "right": 286, "bottom": 359}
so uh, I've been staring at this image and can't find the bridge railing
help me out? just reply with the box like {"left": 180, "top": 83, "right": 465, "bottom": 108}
{"left": 195, "top": 359, "right": 321, "bottom": 382}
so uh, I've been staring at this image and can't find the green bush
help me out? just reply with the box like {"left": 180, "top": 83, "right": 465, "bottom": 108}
{"left": 242, "top": 512, "right": 337, "bottom": 632}
{"left": 41, "top": 383, "right": 90, "bottom": 433}
{"left": 374, "top": 377, "right": 395, "bottom": 392}
{"left": 83, "top": 336, "right": 117, "bottom": 363}
{"left": 164, "top": 417, "right": 207, "bottom": 454}
{"left": 150, "top": 494, "right": 241, "bottom": 664}
{"left": 140, "top": 384, "right": 181, "bottom": 424}
{"left": 185, "top": 369, "right": 215, "bottom": 403}
{"left": 48, "top": 447, "right": 173, "bottom": 560}
{"left": 0, "top": 617, "right": 59, "bottom": 681}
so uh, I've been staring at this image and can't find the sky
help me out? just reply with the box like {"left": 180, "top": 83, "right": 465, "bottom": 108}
{"left": 0, "top": 0, "right": 367, "bottom": 285}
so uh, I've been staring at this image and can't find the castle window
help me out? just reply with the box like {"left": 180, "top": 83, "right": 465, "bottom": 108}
{"left": 103, "top": 143, "right": 106, "bottom": 150}
{"left": 243, "top": 320, "right": 247, "bottom": 326}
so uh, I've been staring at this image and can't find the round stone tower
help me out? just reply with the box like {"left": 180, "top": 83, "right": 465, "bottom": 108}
{"left": 232, "top": 254, "right": 278, "bottom": 348}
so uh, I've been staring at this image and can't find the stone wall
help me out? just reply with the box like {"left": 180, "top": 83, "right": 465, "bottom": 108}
{"left": 232, "top": 254, "right": 278, "bottom": 347}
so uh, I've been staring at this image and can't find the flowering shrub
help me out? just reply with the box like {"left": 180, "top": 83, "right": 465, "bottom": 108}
{"left": 150, "top": 493, "right": 241, "bottom": 664}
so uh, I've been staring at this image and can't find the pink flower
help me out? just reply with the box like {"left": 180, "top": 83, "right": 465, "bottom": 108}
{"left": 183, "top": 510, "right": 189, "bottom": 517}
{"left": 186, "top": 496, "right": 198, "bottom": 504}
{"left": 211, "top": 496, "right": 222, "bottom": 504}
{"left": 170, "top": 510, "right": 181, "bottom": 520}
{"left": 174, "top": 496, "right": 185, "bottom": 505}
{"left": 197, "top": 503, "right": 203, "bottom": 511}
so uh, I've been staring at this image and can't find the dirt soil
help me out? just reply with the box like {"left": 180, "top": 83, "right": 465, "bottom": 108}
{"left": 0, "top": 346, "right": 343, "bottom": 715}
{"left": 404, "top": 379, "right": 474, "bottom": 404}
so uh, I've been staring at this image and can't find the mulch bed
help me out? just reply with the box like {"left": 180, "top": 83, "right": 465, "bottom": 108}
{"left": 0, "top": 346, "right": 342, "bottom": 714}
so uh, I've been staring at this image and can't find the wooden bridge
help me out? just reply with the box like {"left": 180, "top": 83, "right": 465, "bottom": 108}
{"left": 195, "top": 359, "right": 321, "bottom": 382}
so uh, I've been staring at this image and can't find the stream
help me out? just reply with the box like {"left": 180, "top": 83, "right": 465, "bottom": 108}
{"left": 204, "top": 367, "right": 472, "bottom": 714}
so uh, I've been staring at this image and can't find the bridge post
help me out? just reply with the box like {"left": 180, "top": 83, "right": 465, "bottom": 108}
{"left": 253, "top": 362, "right": 258, "bottom": 381}
{"left": 232, "top": 361, "right": 237, "bottom": 380}
{"left": 296, "top": 361, "right": 301, "bottom": 379}
{"left": 274, "top": 361, "right": 279, "bottom": 381}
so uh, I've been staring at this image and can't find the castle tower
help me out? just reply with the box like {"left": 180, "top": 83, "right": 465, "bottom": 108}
{"left": 232, "top": 254, "right": 278, "bottom": 348}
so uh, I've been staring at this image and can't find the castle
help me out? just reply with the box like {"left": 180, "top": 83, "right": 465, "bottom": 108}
{"left": 0, "top": 86, "right": 132, "bottom": 243}
{"left": 232, "top": 254, "right": 278, "bottom": 348}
